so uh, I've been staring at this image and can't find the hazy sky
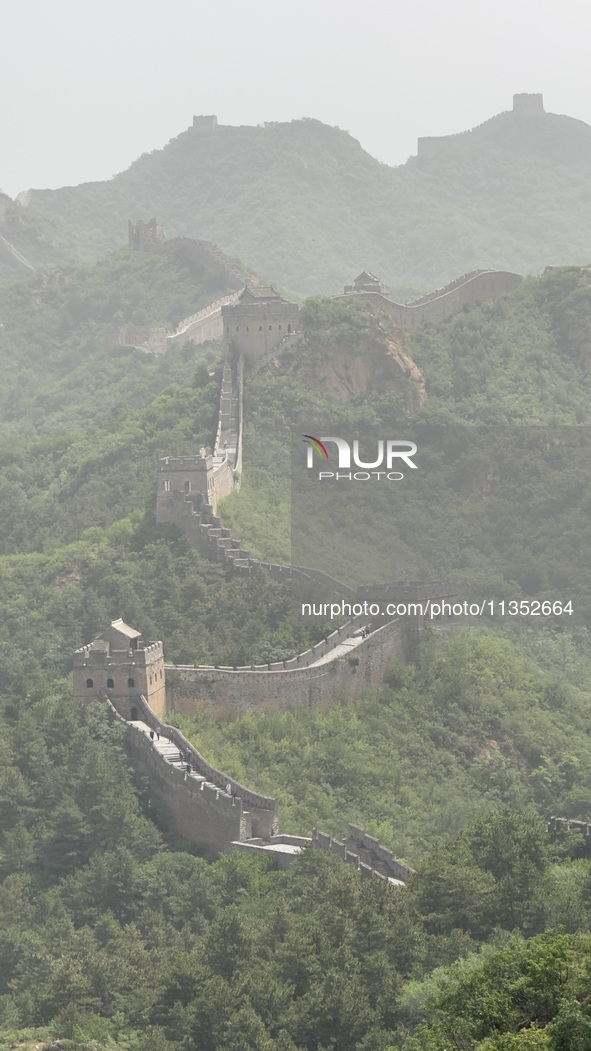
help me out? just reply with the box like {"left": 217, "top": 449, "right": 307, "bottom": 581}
{"left": 2, "top": 0, "right": 590, "bottom": 198}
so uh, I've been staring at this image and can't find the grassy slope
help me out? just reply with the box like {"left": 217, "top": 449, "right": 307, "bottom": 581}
{"left": 222, "top": 272, "right": 591, "bottom": 594}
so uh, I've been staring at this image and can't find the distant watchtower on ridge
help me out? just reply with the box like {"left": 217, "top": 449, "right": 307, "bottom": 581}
{"left": 513, "top": 93, "right": 544, "bottom": 117}
{"left": 192, "top": 115, "right": 218, "bottom": 132}
{"left": 417, "top": 93, "right": 545, "bottom": 160}
{"left": 128, "top": 218, "right": 166, "bottom": 250}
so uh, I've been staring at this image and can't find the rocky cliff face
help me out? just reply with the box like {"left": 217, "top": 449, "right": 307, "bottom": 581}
{"left": 273, "top": 324, "right": 425, "bottom": 410}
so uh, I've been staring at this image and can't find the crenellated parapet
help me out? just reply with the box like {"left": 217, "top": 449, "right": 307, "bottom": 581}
{"left": 95, "top": 686, "right": 410, "bottom": 874}
{"left": 338, "top": 268, "right": 522, "bottom": 329}
{"left": 311, "top": 825, "right": 414, "bottom": 884}
{"left": 99, "top": 690, "right": 270, "bottom": 851}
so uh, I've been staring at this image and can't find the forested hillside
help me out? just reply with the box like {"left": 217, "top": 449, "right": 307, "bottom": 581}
{"left": 16, "top": 103, "right": 591, "bottom": 295}
{"left": 0, "top": 247, "right": 328, "bottom": 682}
{"left": 2, "top": 250, "right": 591, "bottom": 1048}
{"left": 1, "top": 683, "right": 590, "bottom": 1051}
{"left": 0, "top": 193, "right": 75, "bottom": 281}
{"left": 224, "top": 270, "right": 591, "bottom": 614}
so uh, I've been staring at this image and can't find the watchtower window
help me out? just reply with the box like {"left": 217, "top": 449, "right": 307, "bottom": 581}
{"left": 226, "top": 326, "right": 230, "bottom": 333}
{"left": 287, "top": 324, "right": 292, "bottom": 333}
{"left": 278, "top": 324, "right": 282, "bottom": 330}
{"left": 163, "top": 480, "right": 171, "bottom": 492}
{"left": 86, "top": 678, "right": 93, "bottom": 688}
{"left": 107, "top": 677, "right": 114, "bottom": 689}
{"left": 269, "top": 324, "right": 272, "bottom": 330}
{"left": 259, "top": 325, "right": 263, "bottom": 331}
{"left": 130, "top": 706, "right": 138, "bottom": 720}
{"left": 236, "top": 326, "right": 239, "bottom": 332}
{"left": 246, "top": 326, "right": 249, "bottom": 332}
{"left": 128, "top": 677, "right": 135, "bottom": 688}
{"left": 184, "top": 481, "right": 190, "bottom": 492}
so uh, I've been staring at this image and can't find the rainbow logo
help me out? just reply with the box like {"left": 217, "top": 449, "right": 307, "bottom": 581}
{"left": 302, "top": 434, "right": 329, "bottom": 458}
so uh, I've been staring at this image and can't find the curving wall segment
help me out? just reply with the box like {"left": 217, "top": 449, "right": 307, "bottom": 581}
{"left": 100, "top": 689, "right": 277, "bottom": 851}
{"left": 336, "top": 269, "right": 522, "bottom": 330}
{"left": 98, "top": 687, "right": 413, "bottom": 874}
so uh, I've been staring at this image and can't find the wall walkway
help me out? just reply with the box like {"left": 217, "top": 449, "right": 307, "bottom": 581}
{"left": 98, "top": 689, "right": 411, "bottom": 878}
{"left": 106, "top": 266, "right": 493, "bottom": 863}
{"left": 336, "top": 269, "right": 522, "bottom": 330}
{"left": 165, "top": 616, "right": 408, "bottom": 719}
{"left": 101, "top": 689, "right": 277, "bottom": 852}
{"left": 167, "top": 292, "right": 240, "bottom": 345}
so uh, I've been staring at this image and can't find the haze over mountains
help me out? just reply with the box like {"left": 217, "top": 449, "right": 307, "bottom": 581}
{"left": 6, "top": 71, "right": 591, "bottom": 1045}
{"left": 3, "top": 94, "right": 591, "bottom": 296}
{"left": 0, "top": 94, "right": 584, "bottom": 296}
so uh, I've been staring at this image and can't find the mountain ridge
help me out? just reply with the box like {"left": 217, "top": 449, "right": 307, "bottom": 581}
{"left": 9, "top": 95, "right": 591, "bottom": 295}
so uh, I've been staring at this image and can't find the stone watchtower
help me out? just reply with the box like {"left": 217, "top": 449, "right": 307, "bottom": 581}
{"left": 344, "top": 271, "right": 389, "bottom": 295}
{"left": 222, "top": 286, "right": 300, "bottom": 370}
{"left": 512, "top": 93, "right": 544, "bottom": 117}
{"left": 156, "top": 449, "right": 217, "bottom": 521}
{"left": 73, "top": 619, "right": 166, "bottom": 719}
{"left": 128, "top": 218, "right": 166, "bottom": 250}
{"left": 192, "top": 115, "right": 218, "bottom": 132}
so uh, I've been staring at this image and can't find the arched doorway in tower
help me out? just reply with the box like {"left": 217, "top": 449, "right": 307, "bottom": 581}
{"left": 130, "top": 706, "right": 138, "bottom": 721}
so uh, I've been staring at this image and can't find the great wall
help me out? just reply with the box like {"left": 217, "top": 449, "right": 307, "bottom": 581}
{"left": 76, "top": 232, "right": 526, "bottom": 872}
{"left": 415, "top": 92, "right": 545, "bottom": 161}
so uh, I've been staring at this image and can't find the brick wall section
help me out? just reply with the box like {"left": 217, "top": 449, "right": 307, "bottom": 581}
{"left": 336, "top": 269, "right": 522, "bottom": 330}
{"left": 167, "top": 292, "right": 240, "bottom": 345}
{"left": 100, "top": 691, "right": 277, "bottom": 850}
{"left": 130, "top": 691, "right": 277, "bottom": 834}
{"left": 126, "top": 724, "right": 245, "bottom": 851}
{"left": 165, "top": 618, "right": 407, "bottom": 719}
{"left": 346, "top": 824, "right": 414, "bottom": 881}
{"left": 416, "top": 95, "right": 544, "bottom": 160}
{"left": 311, "top": 826, "right": 414, "bottom": 883}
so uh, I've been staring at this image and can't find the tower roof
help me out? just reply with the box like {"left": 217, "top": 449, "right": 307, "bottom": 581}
{"left": 108, "top": 618, "right": 141, "bottom": 639}
{"left": 239, "top": 285, "right": 282, "bottom": 302}
{"left": 355, "top": 271, "right": 380, "bottom": 283}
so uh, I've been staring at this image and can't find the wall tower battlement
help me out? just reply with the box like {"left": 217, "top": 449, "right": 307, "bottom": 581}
{"left": 192, "top": 115, "right": 218, "bottom": 132}
{"left": 222, "top": 286, "right": 300, "bottom": 369}
{"left": 128, "top": 218, "right": 166, "bottom": 249}
{"left": 513, "top": 92, "right": 544, "bottom": 117}
{"left": 73, "top": 619, "right": 166, "bottom": 717}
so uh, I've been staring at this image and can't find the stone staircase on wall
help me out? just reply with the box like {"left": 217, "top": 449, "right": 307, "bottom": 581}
{"left": 99, "top": 689, "right": 412, "bottom": 879}
{"left": 101, "top": 689, "right": 277, "bottom": 852}
{"left": 213, "top": 354, "right": 242, "bottom": 473}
